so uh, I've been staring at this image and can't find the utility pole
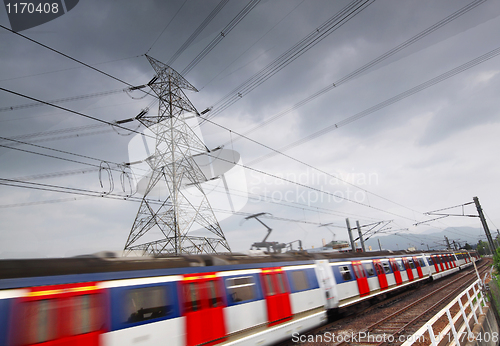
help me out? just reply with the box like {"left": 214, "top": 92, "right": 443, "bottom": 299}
{"left": 346, "top": 218, "right": 356, "bottom": 252}
{"left": 356, "top": 220, "right": 366, "bottom": 252}
{"left": 444, "top": 236, "right": 451, "bottom": 249}
{"left": 378, "top": 238, "right": 382, "bottom": 251}
{"left": 473, "top": 196, "right": 495, "bottom": 253}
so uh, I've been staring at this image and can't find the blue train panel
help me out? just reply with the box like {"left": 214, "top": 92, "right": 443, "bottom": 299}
{"left": 109, "top": 281, "right": 181, "bottom": 332}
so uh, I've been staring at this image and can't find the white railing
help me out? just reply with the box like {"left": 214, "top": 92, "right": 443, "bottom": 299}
{"left": 402, "top": 279, "right": 486, "bottom": 346}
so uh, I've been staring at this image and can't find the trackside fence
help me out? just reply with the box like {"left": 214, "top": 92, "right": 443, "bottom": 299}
{"left": 402, "top": 279, "right": 487, "bottom": 346}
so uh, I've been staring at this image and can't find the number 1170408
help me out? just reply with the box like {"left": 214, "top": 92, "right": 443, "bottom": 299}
{"left": 5, "top": 2, "right": 59, "bottom": 14}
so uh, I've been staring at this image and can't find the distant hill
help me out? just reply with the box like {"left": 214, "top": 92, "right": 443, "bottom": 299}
{"left": 362, "top": 226, "right": 491, "bottom": 251}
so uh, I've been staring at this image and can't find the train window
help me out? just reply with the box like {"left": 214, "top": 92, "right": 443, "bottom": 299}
{"left": 408, "top": 260, "right": 415, "bottom": 269}
{"left": 290, "top": 270, "right": 309, "bottom": 291}
{"left": 390, "top": 261, "right": 399, "bottom": 272}
{"left": 352, "top": 264, "right": 364, "bottom": 279}
{"left": 71, "top": 294, "right": 101, "bottom": 335}
{"left": 20, "top": 299, "right": 57, "bottom": 345}
{"left": 427, "top": 257, "right": 434, "bottom": 265}
{"left": 226, "top": 276, "right": 256, "bottom": 302}
{"left": 363, "top": 263, "right": 375, "bottom": 276}
{"left": 382, "top": 262, "right": 391, "bottom": 274}
{"left": 184, "top": 283, "right": 200, "bottom": 312}
{"left": 207, "top": 281, "right": 222, "bottom": 308}
{"left": 263, "top": 275, "right": 275, "bottom": 296}
{"left": 396, "top": 261, "right": 405, "bottom": 271}
{"left": 126, "top": 286, "right": 169, "bottom": 322}
{"left": 340, "top": 266, "right": 352, "bottom": 281}
{"left": 276, "top": 273, "right": 287, "bottom": 294}
{"left": 418, "top": 258, "right": 425, "bottom": 267}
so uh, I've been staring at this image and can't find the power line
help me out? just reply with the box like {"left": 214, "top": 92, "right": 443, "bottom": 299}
{"left": 181, "top": 0, "right": 261, "bottom": 75}
{"left": 202, "top": 116, "right": 425, "bottom": 217}
{"left": 0, "top": 24, "right": 146, "bottom": 91}
{"left": 229, "top": 0, "right": 487, "bottom": 137}
{"left": 0, "top": 87, "right": 131, "bottom": 113}
{"left": 199, "top": 0, "right": 305, "bottom": 91}
{"left": 0, "top": 87, "right": 159, "bottom": 142}
{"left": 167, "top": 0, "right": 230, "bottom": 66}
{"left": 203, "top": 0, "right": 374, "bottom": 119}
{"left": 201, "top": 180, "right": 380, "bottom": 222}
{"left": 146, "top": 0, "right": 189, "bottom": 55}
{"left": 248, "top": 44, "right": 500, "bottom": 165}
{"left": 0, "top": 178, "right": 344, "bottom": 229}
{"left": 199, "top": 150, "right": 421, "bottom": 222}
{"left": 0, "top": 54, "right": 144, "bottom": 83}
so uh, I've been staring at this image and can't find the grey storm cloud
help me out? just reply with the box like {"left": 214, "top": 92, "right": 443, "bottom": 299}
{"left": 0, "top": 0, "right": 499, "bottom": 257}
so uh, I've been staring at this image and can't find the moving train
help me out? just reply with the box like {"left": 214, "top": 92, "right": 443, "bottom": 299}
{"left": 0, "top": 249, "right": 479, "bottom": 346}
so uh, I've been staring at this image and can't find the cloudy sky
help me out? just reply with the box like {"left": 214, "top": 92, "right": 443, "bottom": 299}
{"left": 1, "top": 0, "right": 499, "bottom": 258}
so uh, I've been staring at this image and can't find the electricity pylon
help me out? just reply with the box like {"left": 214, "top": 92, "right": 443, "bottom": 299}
{"left": 124, "top": 55, "right": 231, "bottom": 256}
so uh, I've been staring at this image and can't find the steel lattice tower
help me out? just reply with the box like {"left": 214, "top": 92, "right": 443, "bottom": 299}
{"left": 124, "top": 55, "right": 231, "bottom": 256}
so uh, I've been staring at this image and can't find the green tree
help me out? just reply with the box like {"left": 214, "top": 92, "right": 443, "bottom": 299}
{"left": 494, "top": 247, "right": 500, "bottom": 273}
{"left": 477, "top": 240, "right": 487, "bottom": 255}
{"left": 464, "top": 243, "right": 472, "bottom": 250}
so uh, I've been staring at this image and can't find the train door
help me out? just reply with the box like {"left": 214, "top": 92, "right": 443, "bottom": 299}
{"left": 444, "top": 255, "right": 450, "bottom": 270}
{"left": 431, "top": 255, "right": 440, "bottom": 273}
{"left": 373, "top": 260, "right": 388, "bottom": 290}
{"left": 412, "top": 257, "right": 423, "bottom": 278}
{"left": 351, "top": 261, "right": 369, "bottom": 297}
{"left": 260, "top": 268, "right": 292, "bottom": 326}
{"left": 314, "top": 260, "right": 339, "bottom": 309}
{"left": 182, "top": 274, "right": 227, "bottom": 346}
{"left": 402, "top": 258, "right": 414, "bottom": 281}
{"left": 389, "top": 258, "right": 402, "bottom": 285}
{"left": 439, "top": 255, "right": 450, "bottom": 270}
{"left": 447, "top": 255, "right": 454, "bottom": 268}
{"left": 437, "top": 256, "right": 445, "bottom": 271}
{"left": 10, "top": 283, "right": 105, "bottom": 346}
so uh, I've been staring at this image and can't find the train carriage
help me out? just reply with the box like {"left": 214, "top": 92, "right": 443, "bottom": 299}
{"left": 0, "top": 250, "right": 479, "bottom": 346}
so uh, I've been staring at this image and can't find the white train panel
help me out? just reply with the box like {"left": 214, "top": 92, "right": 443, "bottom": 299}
{"left": 289, "top": 288, "right": 323, "bottom": 314}
{"left": 222, "top": 310, "right": 326, "bottom": 346}
{"left": 224, "top": 300, "right": 267, "bottom": 334}
{"left": 336, "top": 281, "right": 359, "bottom": 301}
{"left": 102, "top": 317, "right": 185, "bottom": 346}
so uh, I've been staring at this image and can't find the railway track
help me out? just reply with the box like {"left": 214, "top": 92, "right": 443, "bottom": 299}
{"left": 283, "top": 260, "right": 490, "bottom": 346}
